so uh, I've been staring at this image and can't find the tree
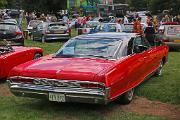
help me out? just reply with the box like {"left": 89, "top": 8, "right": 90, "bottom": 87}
{"left": 0, "top": 0, "right": 7, "bottom": 8}
{"left": 21, "top": 0, "right": 67, "bottom": 13}
{"left": 149, "top": 0, "right": 180, "bottom": 15}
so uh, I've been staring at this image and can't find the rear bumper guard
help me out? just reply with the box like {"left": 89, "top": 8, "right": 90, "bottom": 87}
{"left": 7, "top": 80, "right": 110, "bottom": 104}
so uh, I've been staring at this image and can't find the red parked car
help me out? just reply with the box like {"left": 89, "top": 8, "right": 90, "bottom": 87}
{"left": 7, "top": 33, "right": 169, "bottom": 104}
{"left": 0, "top": 39, "right": 43, "bottom": 79}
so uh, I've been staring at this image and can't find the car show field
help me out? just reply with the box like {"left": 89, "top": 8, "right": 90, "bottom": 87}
{"left": 0, "top": 38, "right": 179, "bottom": 120}
{"left": 0, "top": 0, "right": 180, "bottom": 118}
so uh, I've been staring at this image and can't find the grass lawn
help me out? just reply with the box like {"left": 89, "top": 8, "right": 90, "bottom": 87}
{"left": 0, "top": 96, "right": 167, "bottom": 120}
{"left": 136, "top": 51, "right": 180, "bottom": 104}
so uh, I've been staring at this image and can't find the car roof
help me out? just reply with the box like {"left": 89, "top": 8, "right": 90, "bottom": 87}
{"left": 75, "top": 32, "right": 138, "bottom": 41}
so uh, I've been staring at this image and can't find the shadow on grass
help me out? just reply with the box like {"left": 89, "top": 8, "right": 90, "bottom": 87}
{"left": 9, "top": 97, "right": 123, "bottom": 119}
{"left": 0, "top": 78, "right": 7, "bottom": 84}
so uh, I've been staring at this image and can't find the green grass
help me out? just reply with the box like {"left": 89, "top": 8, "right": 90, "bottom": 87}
{"left": 136, "top": 52, "right": 180, "bottom": 104}
{"left": 25, "top": 40, "right": 63, "bottom": 55}
{"left": 0, "top": 96, "right": 167, "bottom": 120}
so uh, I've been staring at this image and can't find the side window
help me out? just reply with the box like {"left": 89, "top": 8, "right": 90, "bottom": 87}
{"left": 133, "top": 37, "right": 143, "bottom": 53}
{"left": 127, "top": 38, "right": 134, "bottom": 55}
{"left": 134, "top": 37, "right": 143, "bottom": 46}
{"left": 133, "top": 36, "right": 149, "bottom": 53}
{"left": 142, "top": 36, "right": 150, "bottom": 48}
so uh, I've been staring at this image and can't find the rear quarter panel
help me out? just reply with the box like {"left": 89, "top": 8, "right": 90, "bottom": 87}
{"left": 105, "top": 45, "right": 168, "bottom": 101}
{"left": 105, "top": 54, "right": 146, "bottom": 101}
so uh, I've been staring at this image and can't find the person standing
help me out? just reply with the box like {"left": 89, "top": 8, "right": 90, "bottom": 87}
{"left": 62, "top": 14, "right": 68, "bottom": 24}
{"left": 123, "top": 15, "right": 129, "bottom": 24}
{"left": 25, "top": 12, "right": 31, "bottom": 26}
{"left": 116, "top": 19, "right": 123, "bottom": 32}
{"left": 136, "top": 17, "right": 143, "bottom": 33}
{"left": 144, "top": 22, "right": 155, "bottom": 46}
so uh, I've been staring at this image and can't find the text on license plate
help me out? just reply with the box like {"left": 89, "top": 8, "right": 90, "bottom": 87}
{"left": 49, "top": 93, "right": 65, "bottom": 102}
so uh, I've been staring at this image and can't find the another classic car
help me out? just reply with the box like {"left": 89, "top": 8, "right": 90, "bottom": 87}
{"left": 27, "top": 20, "right": 43, "bottom": 36}
{"left": 32, "top": 22, "right": 71, "bottom": 42}
{"left": 0, "top": 39, "right": 43, "bottom": 79}
{"left": 157, "top": 22, "right": 180, "bottom": 49}
{"left": 8, "top": 33, "right": 169, "bottom": 104}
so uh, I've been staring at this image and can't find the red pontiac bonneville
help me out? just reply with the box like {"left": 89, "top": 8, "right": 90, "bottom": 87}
{"left": 0, "top": 39, "right": 43, "bottom": 79}
{"left": 8, "top": 33, "right": 169, "bottom": 104}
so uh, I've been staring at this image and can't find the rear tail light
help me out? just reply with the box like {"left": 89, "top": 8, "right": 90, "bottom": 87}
{"left": 66, "top": 29, "right": 71, "bottom": 33}
{"left": 80, "top": 83, "right": 105, "bottom": 89}
{"left": 16, "top": 31, "right": 23, "bottom": 36}
{"left": 10, "top": 77, "right": 33, "bottom": 84}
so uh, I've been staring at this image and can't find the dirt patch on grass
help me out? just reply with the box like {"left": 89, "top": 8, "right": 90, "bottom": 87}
{"left": 120, "top": 96, "right": 180, "bottom": 120}
{"left": 0, "top": 82, "right": 12, "bottom": 96}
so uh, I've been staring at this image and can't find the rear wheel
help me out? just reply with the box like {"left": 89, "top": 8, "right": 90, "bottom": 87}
{"left": 117, "top": 88, "right": 134, "bottom": 104}
{"left": 33, "top": 53, "right": 42, "bottom": 59}
{"left": 155, "top": 60, "right": 163, "bottom": 76}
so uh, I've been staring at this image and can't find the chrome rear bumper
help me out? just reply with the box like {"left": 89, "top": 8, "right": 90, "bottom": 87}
{"left": 7, "top": 80, "right": 110, "bottom": 104}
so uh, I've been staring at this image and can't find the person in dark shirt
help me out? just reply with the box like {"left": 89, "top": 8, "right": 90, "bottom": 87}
{"left": 144, "top": 22, "right": 155, "bottom": 46}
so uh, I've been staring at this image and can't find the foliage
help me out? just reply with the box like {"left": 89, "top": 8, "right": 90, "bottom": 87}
{"left": 21, "top": 0, "right": 66, "bottom": 13}
{"left": 148, "top": 0, "right": 180, "bottom": 15}
{"left": 1, "top": 0, "right": 179, "bottom": 15}
{"left": 0, "top": 0, "right": 7, "bottom": 8}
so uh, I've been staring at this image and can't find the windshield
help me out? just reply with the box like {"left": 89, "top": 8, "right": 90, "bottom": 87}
{"left": 56, "top": 38, "right": 122, "bottom": 59}
{"left": 48, "top": 24, "right": 66, "bottom": 30}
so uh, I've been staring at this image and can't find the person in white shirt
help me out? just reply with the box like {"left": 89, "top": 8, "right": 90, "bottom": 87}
{"left": 124, "top": 15, "right": 129, "bottom": 24}
{"left": 116, "top": 19, "right": 123, "bottom": 32}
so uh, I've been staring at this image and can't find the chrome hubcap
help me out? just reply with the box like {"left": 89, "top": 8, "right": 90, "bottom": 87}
{"left": 158, "top": 62, "right": 163, "bottom": 75}
{"left": 127, "top": 89, "right": 134, "bottom": 100}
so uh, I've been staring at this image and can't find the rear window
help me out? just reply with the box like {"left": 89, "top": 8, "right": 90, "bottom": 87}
{"left": 0, "top": 24, "right": 18, "bottom": 31}
{"left": 167, "top": 26, "right": 180, "bottom": 35}
{"left": 48, "top": 24, "right": 65, "bottom": 30}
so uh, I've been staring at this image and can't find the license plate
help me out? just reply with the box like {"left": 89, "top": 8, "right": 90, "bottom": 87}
{"left": 49, "top": 93, "right": 65, "bottom": 102}
{"left": 54, "top": 30, "right": 64, "bottom": 34}
{"left": 174, "top": 40, "right": 180, "bottom": 43}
